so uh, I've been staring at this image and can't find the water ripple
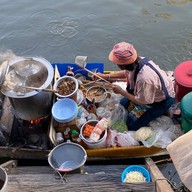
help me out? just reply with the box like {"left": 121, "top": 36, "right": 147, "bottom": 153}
{"left": 30, "top": 9, "right": 58, "bottom": 30}
{"left": 47, "top": 17, "right": 79, "bottom": 38}
{"left": 0, "top": 28, "right": 37, "bottom": 55}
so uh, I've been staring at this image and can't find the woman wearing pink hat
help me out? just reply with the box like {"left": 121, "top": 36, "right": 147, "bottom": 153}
{"left": 95, "top": 41, "right": 175, "bottom": 131}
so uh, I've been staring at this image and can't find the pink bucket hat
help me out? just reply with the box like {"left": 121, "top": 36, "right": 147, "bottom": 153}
{"left": 108, "top": 42, "right": 137, "bottom": 65}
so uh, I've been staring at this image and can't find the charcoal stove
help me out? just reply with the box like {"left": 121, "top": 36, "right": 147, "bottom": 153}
{"left": 8, "top": 115, "right": 51, "bottom": 150}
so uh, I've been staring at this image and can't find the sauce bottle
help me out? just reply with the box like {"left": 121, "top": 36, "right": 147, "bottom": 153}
{"left": 71, "top": 129, "right": 79, "bottom": 143}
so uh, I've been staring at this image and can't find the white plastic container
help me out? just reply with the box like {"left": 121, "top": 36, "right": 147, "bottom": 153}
{"left": 80, "top": 120, "right": 107, "bottom": 149}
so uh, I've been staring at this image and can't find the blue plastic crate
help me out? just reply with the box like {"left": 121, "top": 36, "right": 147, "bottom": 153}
{"left": 121, "top": 165, "right": 151, "bottom": 183}
{"left": 52, "top": 63, "right": 104, "bottom": 77}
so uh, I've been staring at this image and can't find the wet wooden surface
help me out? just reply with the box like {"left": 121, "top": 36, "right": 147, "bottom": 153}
{"left": 7, "top": 164, "right": 156, "bottom": 192}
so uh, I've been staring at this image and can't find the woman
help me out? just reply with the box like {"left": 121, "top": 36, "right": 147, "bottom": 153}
{"left": 95, "top": 41, "right": 175, "bottom": 131}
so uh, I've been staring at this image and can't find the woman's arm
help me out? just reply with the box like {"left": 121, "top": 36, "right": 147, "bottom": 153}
{"left": 112, "top": 84, "right": 144, "bottom": 106}
{"left": 93, "top": 70, "right": 127, "bottom": 82}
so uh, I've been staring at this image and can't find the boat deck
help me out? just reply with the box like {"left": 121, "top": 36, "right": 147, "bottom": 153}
{"left": 1, "top": 158, "right": 173, "bottom": 192}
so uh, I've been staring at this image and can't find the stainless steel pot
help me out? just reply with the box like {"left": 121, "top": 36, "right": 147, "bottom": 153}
{"left": 0, "top": 167, "right": 8, "bottom": 192}
{"left": 1, "top": 57, "right": 54, "bottom": 120}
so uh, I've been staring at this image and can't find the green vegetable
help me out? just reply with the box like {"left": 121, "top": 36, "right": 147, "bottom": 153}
{"left": 111, "top": 119, "right": 128, "bottom": 133}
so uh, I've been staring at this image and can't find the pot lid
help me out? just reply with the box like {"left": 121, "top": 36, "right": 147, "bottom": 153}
{"left": 1, "top": 57, "right": 54, "bottom": 98}
{"left": 180, "top": 92, "right": 192, "bottom": 117}
{"left": 174, "top": 60, "right": 192, "bottom": 87}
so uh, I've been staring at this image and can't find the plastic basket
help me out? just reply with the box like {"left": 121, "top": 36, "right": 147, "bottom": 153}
{"left": 121, "top": 165, "right": 151, "bottom": 183}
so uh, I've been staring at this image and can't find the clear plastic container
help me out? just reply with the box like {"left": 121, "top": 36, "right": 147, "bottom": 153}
{"left": 56, "top": 132, "right": 64, "bottom": 144}
{"left": 96, "top": 107, "right": 106, "bottom": 119}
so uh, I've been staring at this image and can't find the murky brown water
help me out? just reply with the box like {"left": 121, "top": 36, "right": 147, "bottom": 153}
{"left": 0, "top": 0, "right": 191, "bottom": 71}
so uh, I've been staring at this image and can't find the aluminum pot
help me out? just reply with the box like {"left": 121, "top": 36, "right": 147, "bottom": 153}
{"left": 1, "top": 57, "right": 54, "bottom": 120}
{"left": 48, "top": 142, "right": 87, "bottom": 173}
{"left": 0, "top": 167, "right": 8, "bottom": 192}
{"left": 86, "top": 85, "right": 107, "bottom": 104}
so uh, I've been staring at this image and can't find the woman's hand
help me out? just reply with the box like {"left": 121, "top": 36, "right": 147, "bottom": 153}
{"left": 111, "top": 84, "right": 124, "bottom": 94}
{"left": 91, "top": 72, "right": 108, "bottom": 81}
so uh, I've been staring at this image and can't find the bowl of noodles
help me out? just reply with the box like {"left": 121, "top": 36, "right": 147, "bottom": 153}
{"left": 121, "top": 165, "right": 150, "bottom": 183}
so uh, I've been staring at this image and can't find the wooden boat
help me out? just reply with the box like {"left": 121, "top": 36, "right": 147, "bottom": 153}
{"left": 0, "top": 62, "right": 173, "bottom": 161}
{"left": 0, "top": 158, "right": 174, "bottom": 192}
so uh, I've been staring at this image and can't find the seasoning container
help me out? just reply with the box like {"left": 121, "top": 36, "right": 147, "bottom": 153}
{"left": 96, "top": 107, "right": 106, "bottom": 120}
{"left": 66, "top": 66, "right": 74, "bottom": 76}
{"left": 103, "top": 110, "right": 112, "bottom": 122}
{"left": 66, "top": 127, "right": 71, "bottom": 133}
{"left": 87, "top": 113, "right": 98, "bottom": 121}
{"left": 56, "top": 132, "right": 64, "bottom": 144}
{"left": 71, "top": 129, "right": 79, "bottom": 143}
{"left": 64, "top": 130, "right": 70, "bottom": 140}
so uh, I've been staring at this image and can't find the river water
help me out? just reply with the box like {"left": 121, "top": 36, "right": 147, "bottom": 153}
{"left": 0, "top": 0, "right": 192, "bottom": 71}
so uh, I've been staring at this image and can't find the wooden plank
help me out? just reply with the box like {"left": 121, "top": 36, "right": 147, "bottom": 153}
{"left": 7, "top": 165, "right": 156, "bottom": 192}
{"left": 145, "top": 157, "right": 173, "bottom": 192}
{"left": 86, "top": 146, "right": 168, "bottom": 158}
{"left": 0, "top": 146, "right": 50, "bottom": 160}
{"left": 0, "top": 160, "right": 17, "bottom": 174}
{"left": 0, "top": 145, "right": 169, "bottom": 161}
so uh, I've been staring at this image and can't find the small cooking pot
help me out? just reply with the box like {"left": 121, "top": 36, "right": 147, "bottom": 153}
{"left": 86, "top": 85, "right": 107, "bottom": 104}
{"left": 53, "top": 76, "right": 78, "bottom": 100}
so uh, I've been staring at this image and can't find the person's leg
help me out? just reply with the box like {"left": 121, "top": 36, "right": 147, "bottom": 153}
{"left": 127, "top": 97, "right": 175, "bottom": 131}
{"left": 120, "top": 97, "right": 130, "bottom": 109}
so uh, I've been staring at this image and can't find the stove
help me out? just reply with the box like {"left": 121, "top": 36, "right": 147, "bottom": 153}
{"left": 9, "top": 115, "right": 51, "bottom": 150}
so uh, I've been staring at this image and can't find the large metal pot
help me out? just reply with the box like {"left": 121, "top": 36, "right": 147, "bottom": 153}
{"left": 0, "top": 167, "right": 8, "bottom": 192}
{"left": 1, "top": 57, "right": 54, "bottom": 120}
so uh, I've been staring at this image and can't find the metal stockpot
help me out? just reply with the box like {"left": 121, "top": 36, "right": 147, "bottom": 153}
{"left": 1, "top": 57, "right": 54, "bottom": 120}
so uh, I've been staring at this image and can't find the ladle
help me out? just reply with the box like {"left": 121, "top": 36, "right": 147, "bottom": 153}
{"left": 18, "top": 85, "right": 58, "bottom": 93}
{"left": 75, "top": 56, "right": 111, "bottom": 86}
{"left": 0, "top": 60, "right": 9, "bottom": 88}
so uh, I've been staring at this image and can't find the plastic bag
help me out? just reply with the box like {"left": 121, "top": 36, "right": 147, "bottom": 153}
{"left": 110, "top": 103, "right": 128, "bottom": 132}
{"left": 142, "top": 129, "right": 172, "bottom": 148}
{"left": 149, "top": 115, "right": 174, "bottom": 131}
{"left": 106, "top": 129, "right": 118, "bottom": 147}
{"left": 77, "top": 106, "right": 89, "bottom": 118}
{"left": 115, "top": 131, "right": 140, "bottom": 147}
{"left": 134, "top": 127, "right": 154, "bottom": 141}
{"left": 167, "top": 124, "right": 183, "bottom": 141}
